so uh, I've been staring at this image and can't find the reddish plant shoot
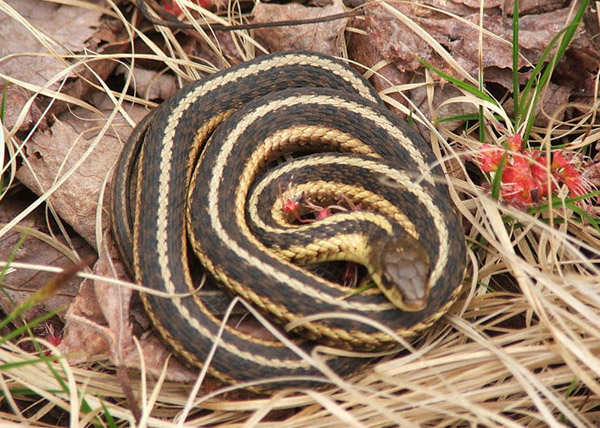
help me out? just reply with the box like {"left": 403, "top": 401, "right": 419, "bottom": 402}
{"left": 477, "top": 134, "right": 588, "bottom": 206}
{"left": 280, "top": 190, "right": 361, "bottom": 285}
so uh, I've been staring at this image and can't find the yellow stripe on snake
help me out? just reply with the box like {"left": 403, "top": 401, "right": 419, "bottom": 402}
{"left": 111, "top": 51, "right": 466, "bottom": 390}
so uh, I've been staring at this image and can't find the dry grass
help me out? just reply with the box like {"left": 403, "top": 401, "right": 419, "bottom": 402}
{"left": 1, "top": 0, "right": 599, "bottom": 427}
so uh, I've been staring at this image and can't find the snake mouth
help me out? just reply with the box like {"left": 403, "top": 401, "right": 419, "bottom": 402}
{"left": 400, "top": 296, "right": 427, "bottom": 312}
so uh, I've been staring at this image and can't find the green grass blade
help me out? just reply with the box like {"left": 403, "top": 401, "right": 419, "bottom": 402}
{"left": 518, "top": 30, "right": 564, "bottom": 128}
{"left": 101, "top": 400, "right": 119, "bottom": 428}
{"left": 520, "top": 0, "right": 589, "bottom": 141}
{"left": 490, "top": 152, "right": 508, "bottom": 200}
{"left": 478, "top": 106, "right": 485, "bottom": 142}
{"left": 569, "top": 204, "right": 600, "bottom": 235}
{"left": 0, "top": 308, "right": 64, "bottom": 346}
{"left": 418, "top": 58, "right": 497, "bottom": 105}
{"left": 0, "top": 84, "right": 7, "bottom": 120}
{"left": 528, "top": 189, "right": 600, "bottom": 212}
{"left": 0, "top": 231, "right": 31, "bottom": 332}
{"left": 0, "top": 387, "right": 64, "bottom": 397}
{"left": 512, "top": 0, "right": 520, "bottom": 116}
{"left": 526, "top": 189, "right": 600, "bottom": 234}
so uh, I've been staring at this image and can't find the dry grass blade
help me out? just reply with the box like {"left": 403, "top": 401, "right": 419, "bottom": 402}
{"left": 0, "top": 0, "right": 598, "bottom": 427}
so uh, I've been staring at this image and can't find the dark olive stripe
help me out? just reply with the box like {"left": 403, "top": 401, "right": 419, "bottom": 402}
{"left": 111, "top": 51, "right": 466, "bottom": 390}
{"left": 189, "top": 87, "right": 465, "bottom": 345}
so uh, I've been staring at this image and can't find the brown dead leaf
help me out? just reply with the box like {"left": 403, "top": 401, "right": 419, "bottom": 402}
{"left": 583, "top": 159, "right": 600, "bottom": 189}
{"left": 59, "top": 233, "right": 133, "bottom": 365}
{"left": 252, "top": 0, "right": 348, "bottom": 55}
{"left": 0, "top": 85, "right": 48, "bottom": 133}
{"left": 454, "top": 0, "right": 569, "bottom": 13}
{"left": 501, "top": 81, "right": 573, "bottom": 127}
{"left": 58, "top": 274, "right": 112, "bottom": 365}
{"left": 0, "top": 0, "right": 127, "bottom": 133}
{"left": 362, "top": 2, "right": 517, "bottom": 76}
{"left": 15, "top": 94, "right": 150, "bottom": 249}
{"left": 363, "top": 1, "right": 598, "bottom": 80}
{"left": 116, "top": 64, "right": 179, "bottom": 101}
{"left": 60, "top": 233, "right": 198, "bottom": 382}
{"left": 351, "top": 1, "right": 599, "bottom": 127}
{"left": 0, "top": 198, "right": 95, "bottom": 326}
{"left": 347, "top": 18, "right": 410, "bottom": 118}
{"left": 123, "top": 334, "right": 199, "bottom": 383}
{"left": 0, "top": 0, "right": 103, "bottom": 88}
{"left": 93, "top": 235, "right": 135, "bottom": 365}
{"left": 455, "top": 0, "right": 504, "bottom": 8}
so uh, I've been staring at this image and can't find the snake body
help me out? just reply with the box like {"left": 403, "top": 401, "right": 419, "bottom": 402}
{"left": 111, "top": 51, "right": 466, "bottom": 389}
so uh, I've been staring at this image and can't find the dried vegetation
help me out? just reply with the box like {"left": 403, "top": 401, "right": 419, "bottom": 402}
{"left": 0, "top": 0, "right": 599, "bottom": 426}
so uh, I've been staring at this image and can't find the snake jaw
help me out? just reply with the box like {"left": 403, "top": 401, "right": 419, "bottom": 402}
{"left": 373, "top": 238, "right": 431, "bottom": 312}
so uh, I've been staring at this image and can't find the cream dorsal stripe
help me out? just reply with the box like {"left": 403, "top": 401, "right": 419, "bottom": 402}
{"left": 112, "top": 52, "right": 381, "bottom": 272}
{"left": 111, "top": 51, "right": 467, "bottom": 389}
{"left": 116, "top": 52, "right": 395, "bottom": 388}
{"left": 187, "top": 87, "right": 465, "bottom": 346}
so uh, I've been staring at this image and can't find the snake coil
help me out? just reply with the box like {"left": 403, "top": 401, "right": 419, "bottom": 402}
{"left": 111, "top": 51, "right": 466, "bottom": 390}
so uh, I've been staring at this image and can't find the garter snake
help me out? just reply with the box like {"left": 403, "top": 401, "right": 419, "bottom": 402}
{"left": 111, "top": 51, "right": 466, "bottom": 389}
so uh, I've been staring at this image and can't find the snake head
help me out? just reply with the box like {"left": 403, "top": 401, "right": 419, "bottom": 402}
{"left": 371, "top": 236, "right": 431, "bottom": 312}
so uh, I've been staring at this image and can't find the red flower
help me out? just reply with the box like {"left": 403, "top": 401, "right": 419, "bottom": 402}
{"left": 551, "top": 152, "right": 588, "bottom": 197}
{"left": 529, "top": 151, "right": 549, "bottom": 189}
{"left": 477, "top": 134, "right": 587, "bottom": 207}
{"left": 507, "top": 133, "right": 523, "bottom": 152}
{"left": 479, "top": 144, "right": 504, "bottom": 172}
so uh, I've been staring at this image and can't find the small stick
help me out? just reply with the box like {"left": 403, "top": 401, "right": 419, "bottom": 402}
{"left": 136, "top": 0, "right": 362, "bottom": 32}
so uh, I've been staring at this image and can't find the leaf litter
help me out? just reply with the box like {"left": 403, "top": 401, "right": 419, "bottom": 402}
{"left": 0, "top": 0, "right": 599, "bottom": 426}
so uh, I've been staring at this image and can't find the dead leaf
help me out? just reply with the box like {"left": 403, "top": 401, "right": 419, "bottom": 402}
{"left": 116, "top": 64, "right": 179, "bottom": 101}
{"left": 347, "top": 17, "right": 411, "bottom": 118}
{"left": 59, "top": 233, "right": 133, "bottom": 364}
{"left": 363, "top": 1, "right": 599, "bottom": 79}
{"left": 123, "top": 334, "right": 199, "bottom": 383}
{"left": 93, "top": 236, "right": 135, "bottom": 365}
{"left": 583, "top": 159, "right": 600, "bottom": 188}
{"left": 0, "top": 0, "right": 127, "bottom": 133}
{"left": 15, "top": 95, "right": 150, "bottom": 249}
{"left": 0, "top": 0, "right": 103, "bottom": 88}
{"left": 0, "top": 198, "right": 95, "bottom": 326}
{"left": 454, "top": 0, "right": 569, "bottom": 13}
{"left": 0, "top": 85, "right": 48, "bottom": 134}
{"left": 187, "top": 30, "right": 245, "bottom": 66}
{"left": 60, "top": 233, "right": 199, "bottom": 382}
{"left": 350, "top": 1, "right": 599, "bottom": 129}
{"left": 58, "top": 277, "right": 112, "bottom": 364}
{"left": 252, "top": 0, "right": 348, "bottom": 55}
{"left": 502, "top": 81, "right": 573, "bottom": 127}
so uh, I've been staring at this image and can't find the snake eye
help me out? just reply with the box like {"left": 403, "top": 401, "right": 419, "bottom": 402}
{"left": 376, "top": 238, "right": 431, "bottom": 312}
